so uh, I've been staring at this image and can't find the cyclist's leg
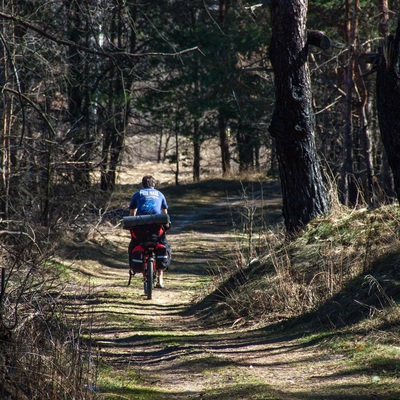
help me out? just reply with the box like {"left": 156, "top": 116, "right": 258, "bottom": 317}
{"left": 156, "top": 270, "right": 164, "bottom": 288}
{"left": 156, "top": 235, "right": 170, "bottom": 288}
{"left": 160, "top": 235, "right": 171, "bottom": 266}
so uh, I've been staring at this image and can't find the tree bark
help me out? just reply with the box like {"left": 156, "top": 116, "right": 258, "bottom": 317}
{"left": 237, "top": 121, "right": 255, "bottom": 172}
{"left": 100, "top": 1, "right": 136, "bottom": 191}
{"left": 1, "top": 55, "right": 12, "bottom": 219}
{"left": 268, "top": 0, "right": 329, "bottom": 233}
{"left": 339, "top": 0, "right": 358, "bottom": 205}
{"left": 376, "top": 16, "right": 400, "bottom": 204}
{"left": 175, "top": 123, "right": 180, "bottom": 186}
{"left": 356, "top": 60, "right": 374, "bottom": 205}
{"left": 66, "top": 0, "right": 92, "bottom": 188}
{"left": 193, "top": 120, "right": 201, "bottom": 182}
{"left": 378, "top": 0, "right": 389, "bottom": 38}
{"left": 218, "top": 110, "right": 231, "bottom": 177}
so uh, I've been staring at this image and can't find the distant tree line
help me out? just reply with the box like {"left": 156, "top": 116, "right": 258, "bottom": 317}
{"left": 1, "top": 0, "right": 400, "bottom": 231}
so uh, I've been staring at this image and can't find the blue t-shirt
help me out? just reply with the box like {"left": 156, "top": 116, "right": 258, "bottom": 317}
{"left": 129, "top": 187, "right": 168, "bottom": 215}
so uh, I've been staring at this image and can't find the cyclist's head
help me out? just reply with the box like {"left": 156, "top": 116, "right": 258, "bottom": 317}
{"left": 142, "top": 175, "right": 156, "bottom": 188}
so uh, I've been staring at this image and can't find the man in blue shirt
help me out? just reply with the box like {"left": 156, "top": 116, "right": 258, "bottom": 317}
{"left": 128, "top": 176, "right": 171, "bottom": 288}
{"left": 129, "top": 176, "right": 169, "bottom": 217}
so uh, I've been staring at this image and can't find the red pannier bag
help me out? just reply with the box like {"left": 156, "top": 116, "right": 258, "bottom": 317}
{"left": 130, "top": 245, "right": 144, "bottom": 273}
{"left": 155, "top": 243, "right": 170, "bottom": 271}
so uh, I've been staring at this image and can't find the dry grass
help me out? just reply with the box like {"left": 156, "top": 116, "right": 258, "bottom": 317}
{"left": 0, "top": 226, "right": 97, "bottom": 399}
{"left": 207, "top": 187, "right": 400, "bottom": 333}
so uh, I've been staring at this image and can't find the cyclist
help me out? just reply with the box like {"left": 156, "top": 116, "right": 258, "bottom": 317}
{"left": 128, "top": 175, "right": 171, "bottom": 288}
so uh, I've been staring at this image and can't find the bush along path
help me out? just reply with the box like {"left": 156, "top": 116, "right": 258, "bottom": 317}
{"left": 71, "top": 181, "right": 400, "bottom": 400}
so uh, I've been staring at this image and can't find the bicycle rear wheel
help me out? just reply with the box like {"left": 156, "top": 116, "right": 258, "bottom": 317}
{"left": 146, "top": 258, "right": 154, "bottom": 300}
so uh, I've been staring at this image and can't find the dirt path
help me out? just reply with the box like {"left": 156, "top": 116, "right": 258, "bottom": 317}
{"left": 74, "top": 184, "right": 394, "bottom": 400}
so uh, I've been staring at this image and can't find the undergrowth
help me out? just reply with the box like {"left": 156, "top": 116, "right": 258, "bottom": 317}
{"left": 209, "top": 182, "right": 400, "bottom": 336}
{"left": 0, "top": 226, "right": 97, "bottom": 399}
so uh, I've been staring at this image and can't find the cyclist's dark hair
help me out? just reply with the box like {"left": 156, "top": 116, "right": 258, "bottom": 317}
{"left": 142, "top": 175, "right": 156, "bottom": 188}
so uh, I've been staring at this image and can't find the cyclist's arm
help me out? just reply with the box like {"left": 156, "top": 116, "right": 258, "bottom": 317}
{"left": 161, "top": 208, "right": 170, "bottom": 229}
{"left": 130, "top": 208, "right": 137, "bottom": 216}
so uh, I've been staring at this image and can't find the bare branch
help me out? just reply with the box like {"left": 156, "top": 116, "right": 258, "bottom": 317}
{"left": 2, "top": 87, "right": 57, "bottom": 137}
{"left": 0, "top": 230, "right": 26, "bottom": 236}
{"left": 0, "top": 11, "right": 202, "bottom": 59}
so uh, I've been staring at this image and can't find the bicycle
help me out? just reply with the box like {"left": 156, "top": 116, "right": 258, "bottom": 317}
{"left": 138, "top": 240, "right": 157, "bottom": 299}
{"left": 123, "top": 214, "right": 170, "bottom": 300}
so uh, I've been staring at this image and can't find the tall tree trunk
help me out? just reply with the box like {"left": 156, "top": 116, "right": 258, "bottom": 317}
{"left": 340, "top": 0, "right": 357, "bottom": 205}
{"left": 237, "top": 121, "right": 254, "bottom": 172}
{"left": 268, "top": 0, "right": 329, "bottom": 233}
{"left": 66, "top": 0, "right": 91, "bottom": 188}
{"left": 217, "top": 0, "right": 232, "bottom": 177}
{"left": 192, "top": 60, "right": 201, "bottom": 182}
{"left": 1, "top": 45, "right": 12, "bottom": 219}
{"left": 157, "top": 130, "right": 164, "bottom": 163}
{"left": 0, "top": 14, "right": 18, "bottom": 219}
{"left": 100, "top": 128, "right": 112, "bottom": 191}
{"left": 380, "top": 149, "right": 395, "bottom": 200}
{"left": 378, "top": 0, "right": 389, "bottom": 38}
{"left": 219, "top": 0, "right": 231, "bottom": 23}
{"left": 376, "top": 16, "right": 400, "bottom": 204}
{"left": 100, "top": 80, "right": 129, "bottom": 191}
{"left": 356, "top": 62, "right": 374, "bottom": 205}
{"left": 376, "top": 0, "right": 394, "bottom": 200}
{"left": 218, "top": 110, "right": 231, "bottom": 177}
{"left": 175, "top": 123, "right": 180, "bottom": 186}
{"left": 100, "top": 1, "right": 136, "bottom": 191}
{"left": 193, "top": 120, "right": 201, "bottom": 182}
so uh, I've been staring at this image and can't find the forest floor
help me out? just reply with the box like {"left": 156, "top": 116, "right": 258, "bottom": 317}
{"left": 66, "top": 166, "right": 400, "bottom": 400}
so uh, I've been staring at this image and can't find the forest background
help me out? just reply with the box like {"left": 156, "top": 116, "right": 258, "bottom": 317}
{"left": 1, "top": 0, "right": 400, "bottom": 398}
{"left": 2, "top": 0, "right": 400, "bottom": 225}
